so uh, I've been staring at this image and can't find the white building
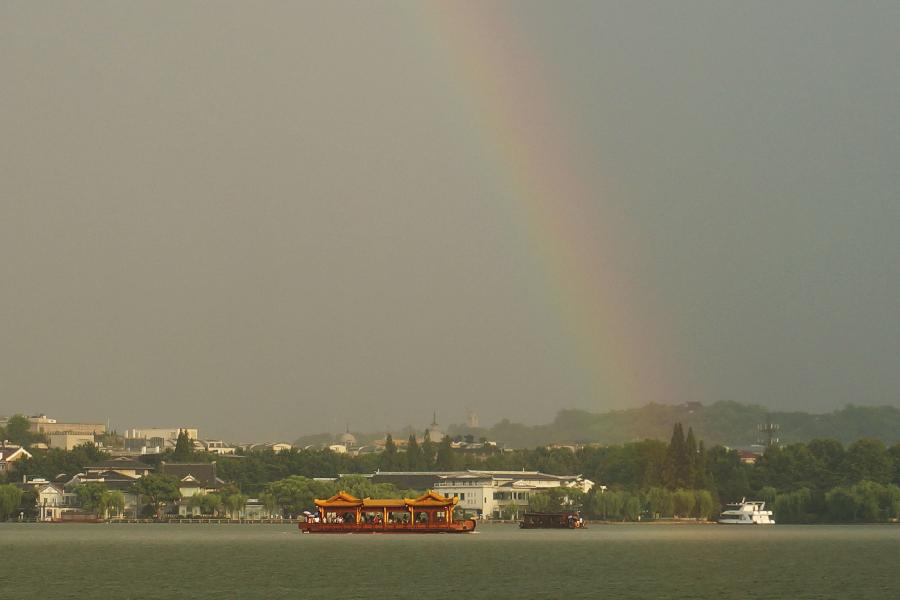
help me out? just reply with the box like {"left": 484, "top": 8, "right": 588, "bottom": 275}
{"left": 366, "top": 470, "right": 594, "bottom": 519}
{"left": 125, "top": 427, "right": 199, "bottom": 441}
{"left": 20, "top": 480, "right": 79, "bottom": 521}
{"left": 202, "top": 440, "right": 236, "bottom": 455}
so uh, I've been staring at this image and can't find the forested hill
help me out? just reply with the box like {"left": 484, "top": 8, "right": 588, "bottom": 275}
{"left": 446, "top": 403, "right": 900, "bottom": 448}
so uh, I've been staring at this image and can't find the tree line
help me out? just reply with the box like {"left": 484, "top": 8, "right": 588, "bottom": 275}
{"left": 4, "top": 422, "right": 899, "bottom": 522}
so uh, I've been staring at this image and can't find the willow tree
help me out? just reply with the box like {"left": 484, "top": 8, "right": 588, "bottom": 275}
{"left": 102, "top": 490, "right": 125, "bottom": 519}
{"left": 0, "top": 485, "right": 23, "bottom": 521}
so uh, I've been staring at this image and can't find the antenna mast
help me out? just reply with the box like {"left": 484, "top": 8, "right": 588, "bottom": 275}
{"left": 757, "top": 415, "right": 780, "bottom": 448}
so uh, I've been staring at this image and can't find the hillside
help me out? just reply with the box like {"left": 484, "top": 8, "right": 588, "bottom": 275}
{"left": 445, "top": 402, "right": 900, "bottom": 447}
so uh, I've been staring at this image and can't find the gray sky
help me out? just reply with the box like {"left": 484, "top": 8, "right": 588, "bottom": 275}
{"left": 2, "top": 1, "right": 898, "bottom": 441}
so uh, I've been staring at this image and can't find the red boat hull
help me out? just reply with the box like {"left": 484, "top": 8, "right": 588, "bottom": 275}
{"left": 299, "top": 519, "right": 476, "bottom": 534}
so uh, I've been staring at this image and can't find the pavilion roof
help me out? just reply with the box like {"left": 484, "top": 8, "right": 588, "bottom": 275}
{"left": 313, "top": 490, "right": 458, "bottom": 510}
{"left": 314, "top": 491, "right": 363, "bottom": 508}
{"left": 404, "top": 490, "right": 458, "bottom": 508}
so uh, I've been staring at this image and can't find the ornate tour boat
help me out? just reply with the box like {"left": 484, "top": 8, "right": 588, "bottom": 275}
{"left": 299, "top": 490, "right": 477, "bottom": 533}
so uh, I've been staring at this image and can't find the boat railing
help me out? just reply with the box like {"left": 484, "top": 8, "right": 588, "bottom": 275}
{"left": 308, "top": 520, "right": 461, "bottom": 530}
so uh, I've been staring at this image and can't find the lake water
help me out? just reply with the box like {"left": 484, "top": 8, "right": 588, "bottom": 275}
{"left": 1, "top": 523, "right": 898, "bottom": 599}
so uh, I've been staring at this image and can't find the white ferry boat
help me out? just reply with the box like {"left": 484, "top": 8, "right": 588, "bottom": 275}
{"left": 717, "top": 499, "right": 775, "bottom": 525}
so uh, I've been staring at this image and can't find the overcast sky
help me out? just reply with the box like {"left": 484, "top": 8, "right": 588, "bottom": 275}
{"left": 1, "top": 1, "right": 898, "bottom": 441}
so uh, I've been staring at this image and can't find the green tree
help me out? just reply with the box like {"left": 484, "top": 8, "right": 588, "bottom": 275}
{"left": 707, "top": 446, "right": 751, "bottom": 502}
{"left": 528, "top": 492, "right": 554, "bottom": 513}
{"left": 201, "top": 493, "right": 223, "bottom": 516}
{"left": 379, "top": 434, "right": 398, "bottom": 471}
{"left": 645, "top": 487, "right": 673, "bottom": 518}
{"left": 264, "top": 475, "right": 335, "bottom": 516}
{"left": 406, "top": 435, "right": 423, "bottom": 471}
{"left": 773, "top": 488, "right": 812, "bottom": 523}
{"left": 842, "top": 439, "right": 893, "bottom": 485}
{"left": 887, "top": 443, "right": 900, "bottom": 485}
{"left": 672, "top": 489, "right": 695, "bottom": 518}
{"left": 694, "top": 489, "right": 717, "bottom": 520}
{"left": 807, "top": 438, "right": 845, "bottom": 490}
{"left": 759, "top": 486, "right": 778, "bottom": 505}
{"left": 592, "top": 490, "right": 624, "bottom": 520}
{"left": 223, "top": 492, "right": 248, "bottom": 519}
{"left": 187, "top": 492, "right": 206, "bottom": 515}
{"left": 259, "top": 492, "right": 279, "bottom": 518}
{"left": 501, "top": 503, "right": 520, "bottom": 520}
{"left": 173, "top": 430, "right": 193, "bottom": 462}
{"left": 825, "top": 487, "right": 858, "bottom": 522}
{"left": 684, "top": 427, "right": 699, "bottom": 487}
{"left": 664, "top": 423, "right": 691, "bottom": 489}
{"left": 133, "top": 474, "right": 181, "bottom": 519}
{"left": 0, "top": 484, "right": 24, "bottom": 521}
{"left": 74, "top": 482, "right": 107, "bottom": 515}
{"left": 694, "top": 440, "right": 713, "bottom": 490}
{"left": 421, "top": 431, "right": 436, "bottom": 470}
{"left": 4, "top": 415, "right": 36, "bottom": 447}
{"left": 620, "top": 492, "right": 642, "bottom": 521}
{"left": 102, "top": 490, "right": 125, "bottom": 519}
{"left": 435, "top": 436, "right": 458, "bottom": 470}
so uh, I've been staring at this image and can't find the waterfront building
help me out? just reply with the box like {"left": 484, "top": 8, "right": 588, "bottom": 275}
{"left": 64, "top": 468, "right": 146, "bottom": 519}
{"left": 158, "top": 461, "right": 225, "bottom": 515}
{"left": 434, "top": 470, "right": 594, "bottom": 518}
{"left": 361, "top": 469, "right": 594, "bottom": 519}
{"left": 15, "top": 480, "right": 79, "bottom": 521}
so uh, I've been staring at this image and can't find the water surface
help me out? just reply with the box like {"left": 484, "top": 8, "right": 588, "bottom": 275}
{"left": 2, "top": 523, "right": 897, "bottom": 599}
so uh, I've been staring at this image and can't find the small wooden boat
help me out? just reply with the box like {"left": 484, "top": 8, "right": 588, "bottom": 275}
{"left": 519, "top": 511, "right": 585, "bottom": 529}
{"left": 298, "top": 490, "right": 476, "bottom": 533}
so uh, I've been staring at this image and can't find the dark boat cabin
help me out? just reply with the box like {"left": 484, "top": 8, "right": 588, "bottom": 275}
{"left": 519, "top": 511, "right": 585, "bottom": 529}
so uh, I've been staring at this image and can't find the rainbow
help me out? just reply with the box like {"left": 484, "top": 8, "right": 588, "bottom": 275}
{"left": 415, "top": 3, "right": 674, "bottom": 407}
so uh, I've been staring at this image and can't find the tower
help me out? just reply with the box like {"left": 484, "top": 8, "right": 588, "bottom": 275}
{"left": 757, "top": 416, "right": 780, "bottom": 448}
